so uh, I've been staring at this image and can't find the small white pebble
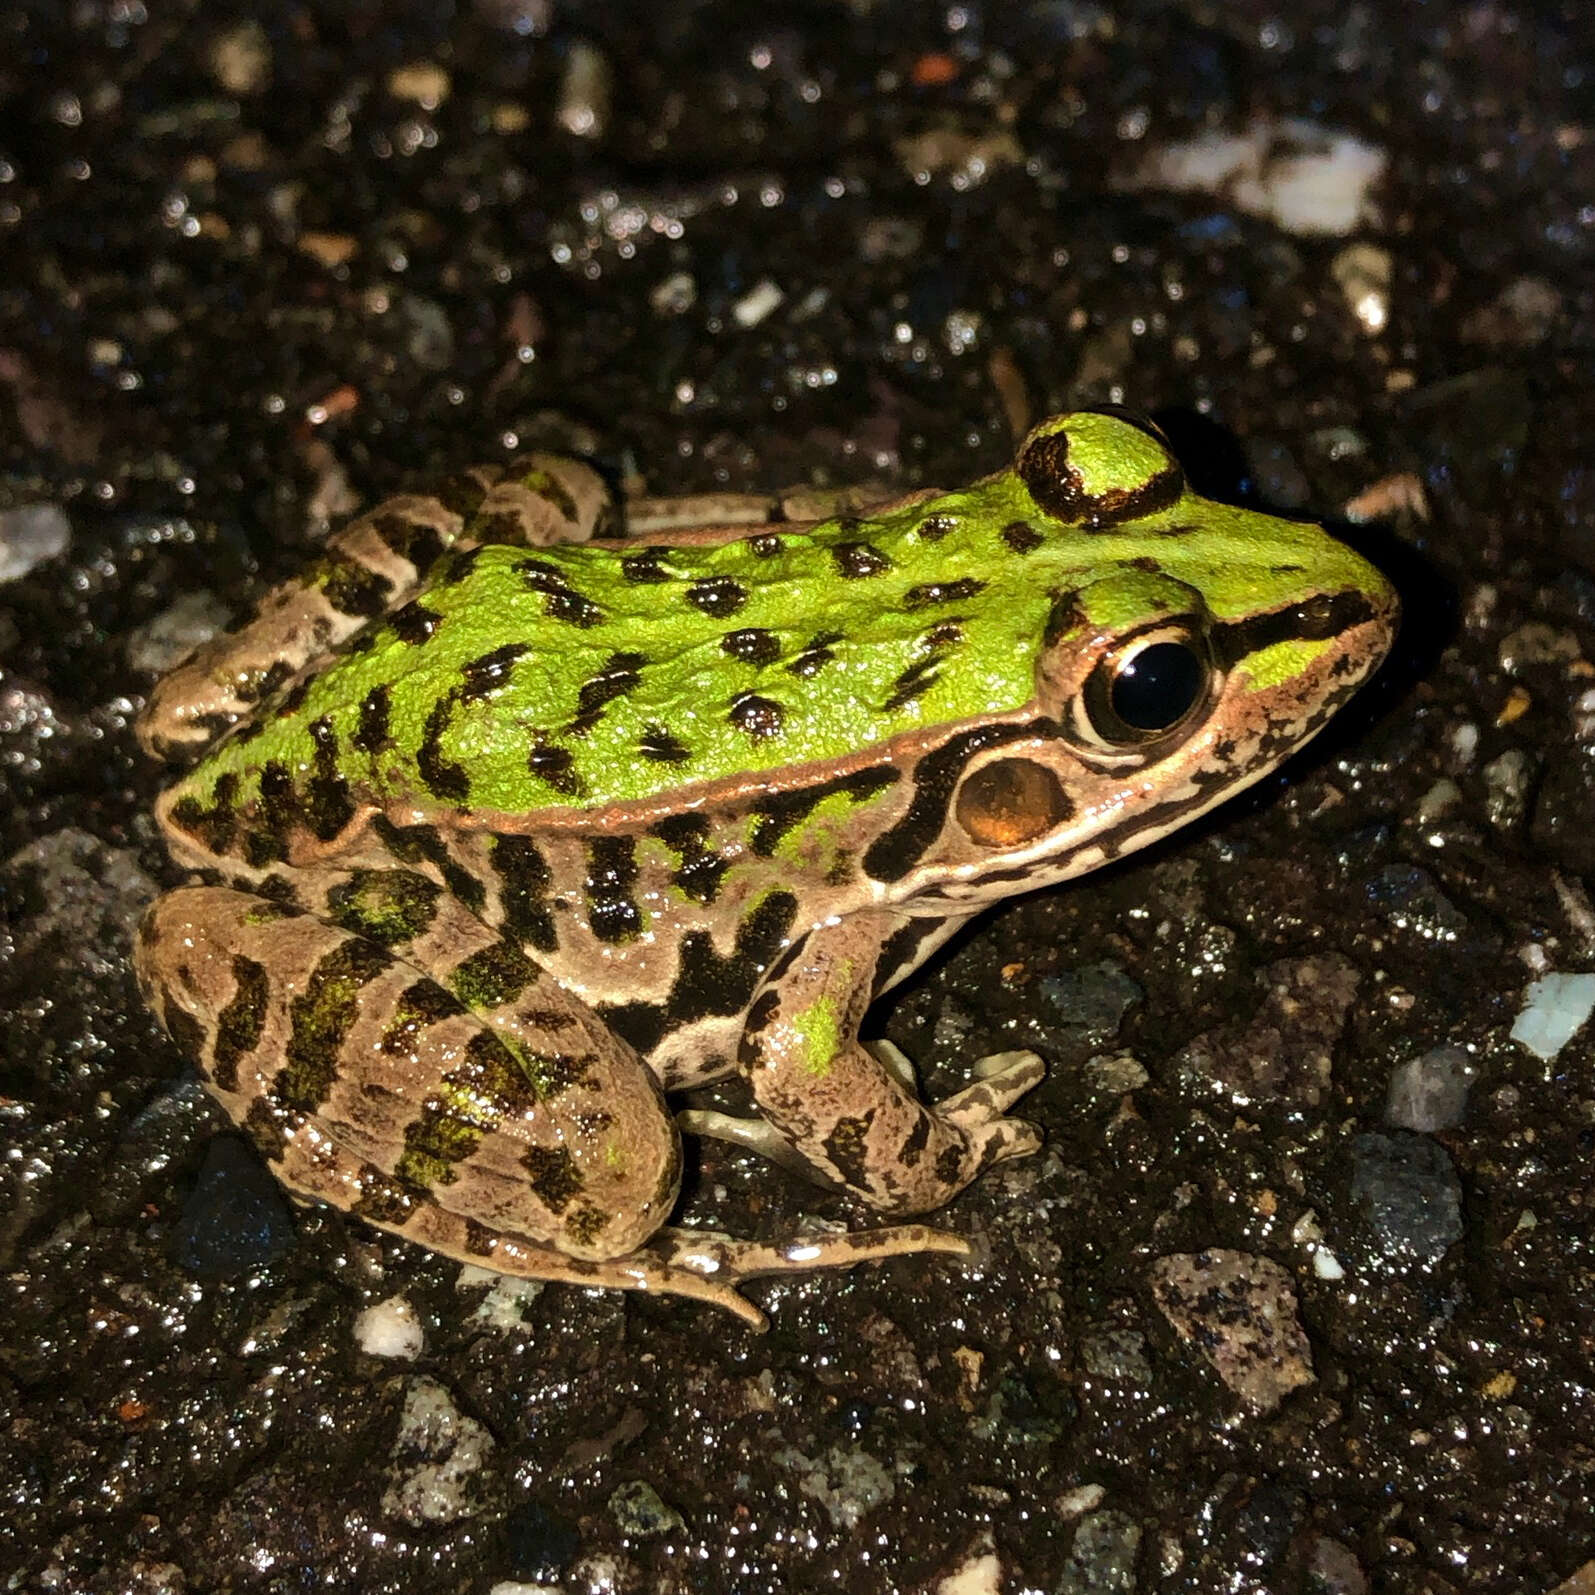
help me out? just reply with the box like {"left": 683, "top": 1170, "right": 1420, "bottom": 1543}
{"left": 1055, "top": 1483, "right": 1107, "bottom": 1519}
{"left": 1449, "top": 721, "right": 1480, "bottom": 767}
{"left": 935, "top": 1549, "right": 1001, "bottom": 1595}
{"left": 354, "top": 1292, "right": 426, "bottom": 1359}
{"left": 1311, "top": 1247, "right": 1346, "bottom": 1281}
{"left": 1511, "top": 972, "right": 1595, "bottom": 1061}
{"left": 732, "top": 278, "right": 786, "bottom": 328}
{"left": 1123, "top": 117, "right": 1386, "bottom": 237}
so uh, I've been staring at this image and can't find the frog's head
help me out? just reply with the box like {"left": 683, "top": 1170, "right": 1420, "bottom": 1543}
{"left": 883, "top": 411, "right": 1399, "bottom": 908}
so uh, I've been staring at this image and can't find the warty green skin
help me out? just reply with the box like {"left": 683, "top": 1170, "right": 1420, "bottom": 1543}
{"left": 170, "top": 411, "right": 1384, "bottom": 822}
{"left": 135, "top": 411, "right": 1398, "bottom": 1327}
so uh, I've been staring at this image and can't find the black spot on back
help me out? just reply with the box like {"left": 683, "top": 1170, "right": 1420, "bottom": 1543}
{"left": 686, "top": 576, "right": 748, "bottom": 617}
{"left": 721, "top": 628, "right": 782, "bottom": 666}
{"left": 352, "top": 683, "right": 394, "bottom": 754}
{"left": 1002, "top": 520, "right": 1044, "bottom": 553}
{"left": 620, "top": 547, "right": 673, "bottom": 584}
{"left": 786, "top": 630, "right": 842, "bottom": 679}
{"left": 831, "top": 541, "right": 892, "bottom": 579}
{"left": 569, "top": 651, "right": 646, "bottom": 735}
{"left": 390, "top": 603, "right": 442, "bottom": 645}
{"left": 460, "top": 643, "right": 529, "bottom": 701}
{"left": 519, "top": 558, "right": 605, "bottom": 628}
{"left": 639, "top": 725, "right": 692, "bottom": 764}
{"left": 903, "top": 578, "right": 987, "bottom": 610}
{"left": 528, "top": 738, "right": 583, "bottom": 796}
{"left": 416, "top": 695, "right": 470, "bottom": 803}
{"left": 305, "top": 716, "right": 357, "bottom": 841}
{"left": 728, "top": 692, "right": 784, "bottom": 738}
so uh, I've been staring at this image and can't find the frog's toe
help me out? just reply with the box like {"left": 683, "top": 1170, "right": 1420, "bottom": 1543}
{"left": 677, "top": 1107, "right": 828, "bottom": 1182}
{"left": 938, "top": 1049, "right": 1046, "bottom": 1124}
{"left": 864, "top": 1038, "right": 918, "bottom": 1089}
{"left": 974, "top": 1115, "right": 1044, "bottom": 1167}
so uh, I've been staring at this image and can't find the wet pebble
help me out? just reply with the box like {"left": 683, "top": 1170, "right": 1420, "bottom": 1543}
{"left": 608, "top": 1480, "right": 684, "bottom": 1539}
{"left": 381, "top": 1376, "right": 495, "bottom": 1525}
{"left": 1309, "top": 1535, "right": 1370, "bottom": 1595}
{"left": 1482, "top": 748, "right": 1536, "bottom": 832}
{"left": 772, "top": 1442, "right": 894, "bottom": 1530}
{"left": 354, "top": 1293, "right": 427, "bottom": 1360}
{"left": 1511, "top": 971, "right": 1595, "bottom": 1060}
{"left": 1039, "top": 960, "right": 1142, "bottom": 1038}
{"left": 1173, "top": 954, "right": 1358, "bottom": 1112}
{"left": 1363, "top": 864, "right": 1472, "bottom": 941}
{"left": 1149, "top": 1249, "right": 1314, "bottom": 1414}
{"left": 1079, "top": 1327, "right": 1153, "bottom": 1384}
{"left": 1055, "top": 1509, "right": 1142, "bottom": 1594}
{"left": 1349, "top": 1132, "right": 1464, "bottom": 1266}
{"left": 0, "top": 503, "right": 70, "bottom": 583}
{"left": 1385, "top": 1045, "right": 1476, "bottom": 1132}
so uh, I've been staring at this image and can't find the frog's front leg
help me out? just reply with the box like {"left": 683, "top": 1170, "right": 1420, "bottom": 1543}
{"left": 138, "top": 454, "right": 611, "bottom": 761}
{"left": 730, "top": 912, "right": 1044, "bottom": 1214}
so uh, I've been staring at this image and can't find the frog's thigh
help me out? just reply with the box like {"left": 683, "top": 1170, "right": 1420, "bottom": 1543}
{"left": 135, "top": 885, "right": 679, "bottom": 1264}
{"left": 137, "top": 453, "right": 610, "bottom": 761}
{"left": 738, "top": 913, "right": 1044, "bottom": 1215}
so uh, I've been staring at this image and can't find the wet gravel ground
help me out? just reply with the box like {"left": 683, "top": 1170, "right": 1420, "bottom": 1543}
{"left": 4, "top": 3, "right": 1595, "bottom": 1592}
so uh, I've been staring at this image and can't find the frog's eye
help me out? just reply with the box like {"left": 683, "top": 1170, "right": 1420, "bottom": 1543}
{"left": 1078, "top": 621, "right": 1213, "bottom": 748}
{"left": 955, "top": 757, "right": 1072, "bottom": 847}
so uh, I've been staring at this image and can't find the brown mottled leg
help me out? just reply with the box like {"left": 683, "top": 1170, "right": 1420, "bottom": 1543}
{"left": 135, "top": 884, "right": 680, "bottom": 1264}
{"left": 730, "top": 912, "right": 1044, "bottom": 1215}
{"left": 137, "top": 882, "right": 971, "bottom": 1326}
{"left": 138, "top": 454, "right": 611, "bottom": 760}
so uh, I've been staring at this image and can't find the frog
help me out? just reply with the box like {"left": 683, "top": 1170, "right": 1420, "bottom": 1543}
{"left": 134, "top": 410, "right": 1397, "bottom": 1328}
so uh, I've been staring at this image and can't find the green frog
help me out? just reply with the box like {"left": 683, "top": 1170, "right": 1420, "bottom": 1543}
{"left": 135, "top": 411, "right": 1397, "bottom": 1327}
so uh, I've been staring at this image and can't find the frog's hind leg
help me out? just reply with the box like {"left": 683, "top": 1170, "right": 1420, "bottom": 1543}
{"left": 138, "top": 453, "right": 612, "bottom": 761}
{"left": 135, "top": 882, "right": 680, "bottom": 1269}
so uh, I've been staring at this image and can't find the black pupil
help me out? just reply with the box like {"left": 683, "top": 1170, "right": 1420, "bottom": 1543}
{"left": 1111, "top": 641, "right": 1204, "bottom": 731}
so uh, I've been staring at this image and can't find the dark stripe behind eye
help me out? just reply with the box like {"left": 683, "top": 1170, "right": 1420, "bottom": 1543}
{"left": 1211, "top": 591, "right": 1376, "bottom": 669}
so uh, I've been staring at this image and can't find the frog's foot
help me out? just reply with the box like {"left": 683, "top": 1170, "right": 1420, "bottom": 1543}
{"left": 934, "top": 1049, "right": 1046, "bottom": 1160}
{"left": 636, "top": 1223, "right": 973, "bottom": 1330}
{"left": 464, "top": 1219, "right": 969, "bottom": 1331}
